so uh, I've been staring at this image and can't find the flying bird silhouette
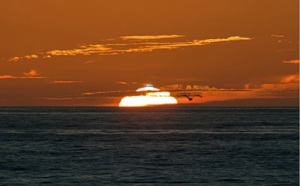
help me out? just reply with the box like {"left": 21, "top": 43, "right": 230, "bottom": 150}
{"left": 182, "top": 95, "right": 202, "bottom": 101}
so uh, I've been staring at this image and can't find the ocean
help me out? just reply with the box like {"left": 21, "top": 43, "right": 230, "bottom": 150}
{"left": 0, "top": 106, "right": 298, "bottom": 185}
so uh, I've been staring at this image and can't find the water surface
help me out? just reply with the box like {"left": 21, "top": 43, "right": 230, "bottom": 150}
{"left": 0, "top": 107, "right": 298, "bottom": 185}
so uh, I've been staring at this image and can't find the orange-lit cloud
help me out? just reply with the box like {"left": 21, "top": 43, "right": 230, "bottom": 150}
{"left": 159, "top": 76, "right": 299, "bottom": 105}
{"left": 120, "top": 35, "right": 185, "bottom": 40}
{"left": 115, "top": 81, "right": 129, "bottom": 85}
{"left": 0, "top": 75, "right": 15, "bottom": 79}
{"left": 280, "top": 74, "right": 300, "bottom": 84}
{"left": 115, "top": 81, "right": 138, "bottom": 85}
{"left": 283, "top": 59, "right": 300, "bottom": 64}
{"left": 0, "top": 69, "right": 46, "bottom": 79}
{"left": 271, "top": 34, "right": 285, "bottom": 38}
{"left": 23, "top": 69, "right": 39, "bottom": 77}
{"left": 82, "top": 90, "right": 135, "bottom": 96}
{"left": 7, "top": 57, "right": 21, "bottom": 62}
{"left": 53, "top": 80, "right": 83, "bottom": 84}
{"left": 37, "top": 97, "right": 86, "bottom": 101}
{"left": 24, "top": 54, "right": 39, "bottom": 60}
{"left": 46, "top": 44, "right": 113, "bottom": 56}
{"left": 8, "top": 55, "right": 39, "bottom": 62}
{"left": 84, "top": 60, "right": 95, "bottom": 64}
{"left": 7, "top": 35, "right": 252, "bottom": 62}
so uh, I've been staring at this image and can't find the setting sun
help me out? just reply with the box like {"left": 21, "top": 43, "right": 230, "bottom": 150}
{"left": 119, "top": 85, "right": 177, "bottom": 107}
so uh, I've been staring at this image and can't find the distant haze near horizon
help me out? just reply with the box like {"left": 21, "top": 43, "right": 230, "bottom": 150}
{"left": 0, "top": 0, "right": 298, "bottom": 106}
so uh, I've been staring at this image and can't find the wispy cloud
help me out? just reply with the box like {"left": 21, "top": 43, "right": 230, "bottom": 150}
{"left": 82, "top": 90, "right": 135, "bottom": 96}
{"left": 161, "top": 75, "right": 299, "bottom": 102}
{"left": 115, "top": 81, "right": 138, "bottom": 85}
{"left": 37, "top": 97, "right": 86, "bottom": 101}
{"left": 283, "top": 59, "right": 300, "bottom": 64}
{"left": 8, "top": 55, "right": 39, "bottom": 62}
{"left": 120, "top": 35, "right": 185, "bottom": 40}
{"left": 280, "top": 74, "right": 299, "bottom": 84}
{"left": 0, "top": 75, "right": 15, "bottom": 79}
{"left": 173, "top": 75, "right": 299, "bottom": 92}
{"left": 23, "top": 69, "right": 39, "bottom": 77}
{"left": 7, "top": 35, "right": 252, "bottom": 62}
{"left": 271, "top": 34, "right": 285, "bottom": 38}
{"left": 84, "top": 60, "right": 95, "bottom": 64}
{"left": 45, "top": 44, "right": 113, "bottom": 56}
{"left": 244, "top": 75, "right": 299, "bottom": 94}
{"left": 0, "top": 69, "right": 46, "bottom": 79}
{"left": 270, "top": 34, "right": 298, "bottom": 44}
{"left": 7, "top": 57, "right": 21, "bottom": 62}
{"left": 53, "top": 80, "right": 83, "bottom": 84}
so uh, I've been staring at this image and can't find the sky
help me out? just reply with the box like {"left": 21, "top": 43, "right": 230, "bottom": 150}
{"left": 0, "top": 0, "right": 299, "bottom": 106}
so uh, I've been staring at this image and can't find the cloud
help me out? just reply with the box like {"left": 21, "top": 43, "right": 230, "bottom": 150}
{"left": 82, "top": 90, "right": 135, "bottom": 96}
{"left": 242, "top": 75, "right": 299, "bottom": 95}
{"left": 283, "top": 59, "right": 300, "bottom": 64}
{"left": 280, "top": 74, "right": 299, "bottom": 84}
{"left": 0, "top": 69, "right": 46, "bottom": 79}
{"left": 271, "top": 34, "right": 285, "bottom": 38}
{"left": 45, "top": 44, "right": 113, "bottom": 56}
{"left": 115, "top": 81, "right": 139, "bottom": 85}
{"left": 0, "top": 75, "right": 15, "bottom": 79}
{"left": 116, "top": 81, "right": 129, "bottom": 85}
{"left": 8, "top": 55, "right": 39, "bottom": 62}
{"left": 25, "top": 54, "right": 39, "bottom": 60}
{"left": 37, "top": 97, "right": 86, "bottom": 101}
{"left": 8, "top": 57, "right": 21, "bottom": 62}
{"left": 260, "top": 83, "right": 299, "bottom": 91}
{"left": 23, "top": 69, "right": 39, "bottom": 77}
{"left": 270, "top": 35, "right": 298, "bottom": 44}
{"left": 7, "top": 35, "right": 252, "bottom": 62}
{"left": 196, "top": 36, "right": 252, "bottom": 43}
{"left": 160, "top": 76, "right": 299, "bottom": 104}
{"left": 53, "top": 80, "right": 83, "bottom": 84}
{"left": 84, "top": 60, "right": 95, "bottom": 64}
{"left": 120, "top": 35, "right": 185, "bottom": 40}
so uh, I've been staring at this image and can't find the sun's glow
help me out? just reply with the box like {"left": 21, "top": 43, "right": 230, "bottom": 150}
{"left": 119, "top": 85, "right": 178, "bottom": 107}
{"left": 119, "top": 95, "right": 178, "bottom": 107}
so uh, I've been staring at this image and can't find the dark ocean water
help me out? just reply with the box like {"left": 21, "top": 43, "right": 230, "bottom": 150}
{"left": 0, "top": 106, "right": 298, "bottom": 185}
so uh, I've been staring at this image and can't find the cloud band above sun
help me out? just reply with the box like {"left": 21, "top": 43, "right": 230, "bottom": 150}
{"left": 7, "top": 35, "right": 252, "bottom": 62}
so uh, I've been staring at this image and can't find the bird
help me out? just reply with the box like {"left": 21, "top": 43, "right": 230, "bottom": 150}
{"left": 183, "top": 95, "right": 202, "bottom": 101}
{"left": 184, "top": 95, "right": 193, "bottom": 101}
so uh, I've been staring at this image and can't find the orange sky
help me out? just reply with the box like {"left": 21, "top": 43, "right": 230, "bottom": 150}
{"left": 0, "top": 0, "right": 299, "bottom": 106}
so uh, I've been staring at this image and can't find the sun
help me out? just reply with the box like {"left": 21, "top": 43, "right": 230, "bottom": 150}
{"left": 119, "top": 84, "right": 178, "bottom": 107}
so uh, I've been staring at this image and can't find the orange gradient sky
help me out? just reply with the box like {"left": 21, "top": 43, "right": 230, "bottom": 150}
{"left": 0, "top": 0, "right": 299, "bottom": 106}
